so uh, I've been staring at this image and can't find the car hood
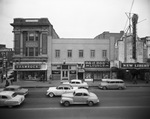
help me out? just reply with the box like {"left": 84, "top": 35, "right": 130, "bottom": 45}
{"left": 47, "top": 87, "right": 56, "bottom": 91}
{"left": 61, "top": 93, "right": 74, "bottom": 98}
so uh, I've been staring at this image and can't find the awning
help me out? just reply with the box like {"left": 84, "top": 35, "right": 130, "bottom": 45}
{"left": 85, "top": 68, "right": 110, "bottom": 71}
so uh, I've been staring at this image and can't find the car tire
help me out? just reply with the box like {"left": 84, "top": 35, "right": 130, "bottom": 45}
{"left": 88, "top": 101, "right": 94, "bottom": 106}
{"left": 118, "top": 87, "right": 123, "bottom": 90}
{"left": 49, "top": 92, "right": 54, "bottom": 97}
{"left": 64, "top": 101, "right": 70, "bottom": 107}
{"left": 103, "top": 86, "right": 107, "bottom": 90}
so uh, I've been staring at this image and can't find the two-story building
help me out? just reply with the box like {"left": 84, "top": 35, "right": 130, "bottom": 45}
{"left": 11, "top": 18, "right": 123, "bottom": 82}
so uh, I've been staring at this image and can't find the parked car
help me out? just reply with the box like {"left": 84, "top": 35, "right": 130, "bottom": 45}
{"left": 98, "top": 79, "right": 126, "bottom": 90}
{"left": 63, "top": 79, "right": 89, "bottom": 89}
{"left": 1, "top": 85, "right": 29, "bottom": 96}
{"left": 60, "top": 89, "right": 99, "bottom": 106}
{"left": 46, "top": 84, "right": 78, "bottom": 97}
{"left": 0, "top": 91, "right": 25, "bottom": 108}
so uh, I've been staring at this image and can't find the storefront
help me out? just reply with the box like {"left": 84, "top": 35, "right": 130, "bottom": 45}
{"left": 84, "top": 61, "right": 111, "bottom": 81}
{"left": 121, "top": 63, "right": 150, "bottom": 81}
{"left": 13, "top": 62, "right": 47, "bottom": 81}
{"left": 51, "top": 63, "right": 77, "bottom": 81}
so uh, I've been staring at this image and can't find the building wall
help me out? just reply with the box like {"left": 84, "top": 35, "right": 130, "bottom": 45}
{"left": 118, "top": 34, "right": 144, "bottom": 63}
{"left": 51, "top": 38, "right": 110, "bottom": 63}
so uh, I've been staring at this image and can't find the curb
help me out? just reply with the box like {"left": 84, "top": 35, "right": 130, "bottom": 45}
{"left": 20, "top": 85, "right": 150, "bottom": 88}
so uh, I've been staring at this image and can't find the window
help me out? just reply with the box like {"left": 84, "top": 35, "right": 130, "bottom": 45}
{"left": 29, "top": 47, "right": 34, "bottom": 56}
{"left": 35, "top": 32, "right": 39, "bottom": 41}
{"left": 35, "top": 47, "right": 39, "bottom": 56}
{"left": 55, "top": 50, "right": 60, "bottom": 58}
{"left": 68, "top": 50, "right": 72, "bottom": 58}
{"left": 102, "top": 50, "right": 107, "bottom": 58}
{"left": 29, "top": 32, "right": 34, "bottom": 41}
{"left": 64, "top": 87, "right": 70, "bottom": 90}
{"left": 75, "top": 93, "right": 82, "bottom": 96}
{"left": 90, "top": 50, "right": 95, "bottom": 58}
{"left": 79, "top": 50, "right": 84, "bottom": 58}
{"left": 58, "top": 87, "right": 63, "bottom": 90}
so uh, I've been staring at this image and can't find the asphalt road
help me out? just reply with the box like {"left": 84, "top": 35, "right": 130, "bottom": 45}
{"left": 1, "top": 87, "right": 150, "bottom": 119}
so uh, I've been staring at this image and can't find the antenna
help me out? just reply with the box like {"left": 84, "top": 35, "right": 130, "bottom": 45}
{"left": 124, "top": 0, "right": 134, "bottom": 35}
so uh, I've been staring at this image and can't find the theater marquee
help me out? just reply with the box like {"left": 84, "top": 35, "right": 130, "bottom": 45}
{"left": 121, "top": 63, "right": 150, "bottom": 69}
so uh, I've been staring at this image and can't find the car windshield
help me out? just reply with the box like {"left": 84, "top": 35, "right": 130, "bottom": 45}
{"left": 11, "top": 93, "right": 17, "bottom": 97}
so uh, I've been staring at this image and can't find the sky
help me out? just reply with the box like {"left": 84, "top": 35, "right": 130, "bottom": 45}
{"left": 0, "top": 0, "right": 150, "bottom": 48}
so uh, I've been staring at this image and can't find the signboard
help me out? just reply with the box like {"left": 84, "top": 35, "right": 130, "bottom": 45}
{"left": 70, "top": 70, "right": 76, "bottom": 74}
{"left": 85, "top": 61, "right": 110, "bottom": 68}
{"left": 121, "top": 63, "right": 150, "bottom": 69}
{"left": 15, "top": 64, "right": 40, "bottom": 69}
{"left": 52, "top": 70, "right": 61, "bottom": 74}
{"left": 62, "top": 65, "right": 68, "bottom": 69}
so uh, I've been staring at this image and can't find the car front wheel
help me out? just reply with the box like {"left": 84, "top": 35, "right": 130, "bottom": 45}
{"left": 49, "top": 92, "right": 54, "bottom": 97}
{"left": 64, "top": 101, "right": 70, "bottom": 107}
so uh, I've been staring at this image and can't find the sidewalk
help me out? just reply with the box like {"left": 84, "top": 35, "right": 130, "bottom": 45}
{"left": 0, "top": 79, "right": 150, "bottom": 88}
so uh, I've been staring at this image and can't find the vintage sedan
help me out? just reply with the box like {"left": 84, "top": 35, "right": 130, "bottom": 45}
{"left": 0, "top": 91, "right": 25, "bottom": 108}
{"left": 60, "top": 89, "right": 99, "bottom": 106}
{"left": 63, "top": 79, "right": 89, "bottom": 89}
{"left": 2, "top": 85, "right": 28, "bottom": 96}
{"left": 46, "top": 84, "right": 78, "bottom": 97}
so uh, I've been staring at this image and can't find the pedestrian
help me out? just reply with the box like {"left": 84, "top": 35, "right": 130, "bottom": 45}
{"left": 133, "top": 76, "right": 137, "bottom": 84}
{"left": 145, "top": 72, "right": 149, "bottom": 84}
{"left": 49, "top": 75, "right": 52, "bottom": 84}
{"left": 5, "top": 79, "right": 10, "bottom": 87}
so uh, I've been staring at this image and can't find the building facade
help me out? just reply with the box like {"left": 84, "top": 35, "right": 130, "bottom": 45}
{"left": 11, "top": 18, "right": 124, "bottom": 81}
{"left": 11, "top": 18, "right": 59, "bottom": 81}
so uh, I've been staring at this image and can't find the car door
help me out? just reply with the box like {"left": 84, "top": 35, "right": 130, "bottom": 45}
{"left": 73, "top": 93, "right": 83, "bottom": 104}
{"left": 0, "top": 96, "right": 5, "bottom": 106}
{"left": 0, "top": 96, "right": 8, "bottom": 106}
{"left": 64, "top": 87, "right": 72, "bottom": 93}
{"left": 82, "top": 93, "right": 89, "bottom": 104}
{"left": 55, "top": 86, "right": 64, "bottom": 95}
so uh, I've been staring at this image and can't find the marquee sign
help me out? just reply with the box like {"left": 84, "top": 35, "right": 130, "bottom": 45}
{"left": 15, "top": 64, "right": 40, "bottom": 69}
{"left": 121, "top": 63, "right": 150, "bottom": 69}
{"left": 85, "top": 61, "right": 110, "bottom": 68}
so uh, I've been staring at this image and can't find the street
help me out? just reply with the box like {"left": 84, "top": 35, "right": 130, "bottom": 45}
{"left": 1, "top": 87, "right": 150, "bottom": 119}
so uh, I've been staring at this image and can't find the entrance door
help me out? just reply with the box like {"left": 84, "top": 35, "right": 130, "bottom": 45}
{"left": 78, "top": 72, "right": 83, "bottom": 79}
{"left": 61, "top": 70, "right": 69, "bottom": 82}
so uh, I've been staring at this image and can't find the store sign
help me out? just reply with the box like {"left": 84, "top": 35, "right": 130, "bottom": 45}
{"left": 85, "top": 61, "right": 110, "bottom": 68}
{"left": 52, "top": 70, "right": 61, "bottom": 74}
{"left": 70, "top": 70, "right": 76, "bottom": 74}
{"left": 121, "top": 63, "right": 150, "bottom": 68}
{"left": 62, "top": 65, "right": 68, "bottom": 69}
{"left": 15, "top": 64, "right": 40, "bottom": 69}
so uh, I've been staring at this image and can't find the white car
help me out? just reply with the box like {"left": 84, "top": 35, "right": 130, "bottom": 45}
{"left": 60, "top": 89, "right": 99, "bottom": 106}
{"left": 63, "top": 79, "right": 89, "bottom": 89}
{"left": 1, "top": 85, "right": 29, "bottom": 96}
{"left": 46, "top": 84, "right": 78, "bottom": 97}
{"left": 0, "top": 91, "right": 25, "bottom": 108}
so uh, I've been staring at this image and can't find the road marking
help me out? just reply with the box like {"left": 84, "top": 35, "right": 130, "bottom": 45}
{"left": 19, "top": 106, "right": 150, "bottom": 111}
